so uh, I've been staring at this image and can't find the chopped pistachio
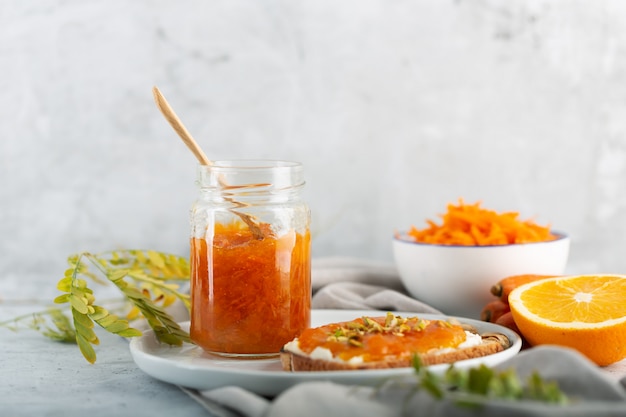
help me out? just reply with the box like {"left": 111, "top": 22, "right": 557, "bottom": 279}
{"left": 399, "top": 324, "right": 411, "bottom": 333}
{"left": 416, "top": 320, "right": 427, "bottom": 330}
{"left": 327, "top": 313, "right": 445, "bottom": 347}
{"left": 346, "top": 322, "right": 364, "bottom": 331}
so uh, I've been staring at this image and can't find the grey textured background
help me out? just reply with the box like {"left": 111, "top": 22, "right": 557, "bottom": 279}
{"left": 3, "top": 0, "right": 626, "bottom": 300}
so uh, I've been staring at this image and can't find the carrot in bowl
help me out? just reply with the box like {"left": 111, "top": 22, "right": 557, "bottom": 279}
{"left": 406, "top": 199, "right": 558, "bottom": 246}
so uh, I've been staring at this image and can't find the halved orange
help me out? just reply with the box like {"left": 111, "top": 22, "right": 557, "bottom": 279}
{"left": 508, "top": 274, "right": 626, "bottom": 366}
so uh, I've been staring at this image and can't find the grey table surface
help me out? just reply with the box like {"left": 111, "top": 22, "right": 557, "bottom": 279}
{"left": 0, "top": 304, "right": 210, "bottom": 417}
{"left": 4, "top": 299, "right": 626, "bottom": 417}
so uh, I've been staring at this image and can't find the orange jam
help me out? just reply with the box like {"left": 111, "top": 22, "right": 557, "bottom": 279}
{"left": 296, "top": 314, "right": 467, "bottom": 362}
{"left": 190, "top": 222, "right": 311, "bottom": 355}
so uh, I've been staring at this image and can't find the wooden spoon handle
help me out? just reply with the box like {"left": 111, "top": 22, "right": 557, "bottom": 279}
{"left": 152, "top": 86, "right": 212, "bottom": 166}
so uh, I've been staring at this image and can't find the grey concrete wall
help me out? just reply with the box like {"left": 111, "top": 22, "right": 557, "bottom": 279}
{"left": 2, "top": 0, "right": 626, "bottom": 297}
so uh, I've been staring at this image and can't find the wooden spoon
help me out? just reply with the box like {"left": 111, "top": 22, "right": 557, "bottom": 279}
{"left": 152, "top": 86, "right": 265, "bottom": 240}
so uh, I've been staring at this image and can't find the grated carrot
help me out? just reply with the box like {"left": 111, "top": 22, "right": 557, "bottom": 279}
{"left": 406, "top": 199, "right": 557, "bottom": 246}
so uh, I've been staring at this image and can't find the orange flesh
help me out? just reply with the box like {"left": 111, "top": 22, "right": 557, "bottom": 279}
{"left": 190, "top": 222, "right": 311, "bottom": 354}
{"left": 518, "top": 276, "right": 626, "bottom": 323}
{"left": 296, "top": 316, "right": 467, "bottom": 362}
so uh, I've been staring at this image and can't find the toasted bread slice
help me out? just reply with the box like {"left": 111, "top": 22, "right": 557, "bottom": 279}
{"left": 280, "top": 313, "right": 510, "bottom": 372}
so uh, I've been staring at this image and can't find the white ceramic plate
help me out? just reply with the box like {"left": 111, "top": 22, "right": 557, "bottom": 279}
{"left": 129, "top": 309, "right": 522, "bottom": 396}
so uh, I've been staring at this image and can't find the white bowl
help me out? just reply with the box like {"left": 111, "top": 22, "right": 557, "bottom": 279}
{"left": 392, "top": 232, "right": 570, "bottom": 318}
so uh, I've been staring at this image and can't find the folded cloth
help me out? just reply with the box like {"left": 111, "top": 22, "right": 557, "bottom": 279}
{"left": 266, "top": 346, "right": 626, "bottom": 417}
{"left": 190, "top": 346, "right": 626, "bottom": 417}
{"left": 186, "top": 257, "right": 626, "bottom": 417}
{"left": 311, "top": 256, "right": 439, "bottom": 313}
{"left": 183, "top": 386, "right": 266, "bottom": 417}
{"left": 311, "top": 257, "right": 405, "bottom": 292}
{"left": 312, "top": 282, "right": 441, "bottom": 313}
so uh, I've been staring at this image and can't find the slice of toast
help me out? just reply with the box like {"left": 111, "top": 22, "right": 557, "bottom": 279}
{"left": 280, "top": 313, "right": 510, "bottom": 372}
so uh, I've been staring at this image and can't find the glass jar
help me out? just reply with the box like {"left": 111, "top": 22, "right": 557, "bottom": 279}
{"left": 189, "top": 160, "right": 311, "bottom": 358}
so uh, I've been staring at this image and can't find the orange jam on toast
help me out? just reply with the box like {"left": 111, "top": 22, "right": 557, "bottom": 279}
{"left": 296, "top": 313, "right": 467, "bottom": 362}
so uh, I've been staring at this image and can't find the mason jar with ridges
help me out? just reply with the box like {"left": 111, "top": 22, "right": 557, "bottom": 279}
{"left": 189, "top": 160, "right": 311, "bottom": 358}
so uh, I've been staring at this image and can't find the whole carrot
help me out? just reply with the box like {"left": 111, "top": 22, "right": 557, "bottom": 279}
{"left": 490, "top": 274, "right": 558, "bottom": 302}
{"left": 480, "top": 300, "right": 510, "bottom": 323}
{"left": 495, "top": 312, "right": 530, "bottom": 349}
{"left": 495, "top": 312, "right": 518, "bottom": 331}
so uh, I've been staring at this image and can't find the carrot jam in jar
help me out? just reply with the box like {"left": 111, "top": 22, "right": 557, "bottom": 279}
{"left": 189, "top": 160, "right": 311, "bottom": 357}
{"left": 296, "top": 315, "right": 467, "bottom": 362}
{"left": 190, "top": 222, "right": 311, "bottom": 357}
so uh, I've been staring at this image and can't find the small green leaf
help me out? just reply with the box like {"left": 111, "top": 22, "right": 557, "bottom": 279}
{"left": 75, "top": 321, "right": 98, "bottom": 343}
{"left": 421, "top": 373, "right": 444, "bottom": 399}
{"left": 89, "top": 306, "right": 109, "bottom": 321}
{"left": 527, "top": 372, "right": 543, "bottom": 399}
{"left": 154, "top": 328, "right": 185, "bottom": 346}
{"left": 103, "top": 320, "right": 129, "bottom": 333}
{"left": 108, "top": 269, "right": 128, "bottom": 282}
{"left": 42, "top": 329, "right": 75, "bottom": 343}
{"left": 71, "top": 285, "right": 93, "bottom": 297}
{"left": 74, "top": 278, "right": 88, "bottom": 289}
{"left": 69, "top": 294, "right": 89, "bottom": 314}
{"left": 411, "top": 354, "right": 423, "bottom": 372}
{"left": 499, "top": 369, "right": 523, "bottom": 399}
{"left": 116, "top": 328, "right": 142, "bottom": 338}
{"left": 57, "top": 277, "right": 72, "bottom": 292}
{"left": 71, "top": 309, "right": 94, "bottom": 329}
{"left": 134, "top": 251, "right": 147, "bottom": 264}
{"left": 95, "top": 314, "right": 119, "bottom": 328}
{"left": 467, "top": 365, "right": 493, "bottom": 395}
{"left": 54, "top": 294, "right": 71, "bottom": 304}
{"left": 147, "top": 250, "right": 166, "bottom": 269}
{"left": 76, "top": 333, "right": 97, "bottom": 364}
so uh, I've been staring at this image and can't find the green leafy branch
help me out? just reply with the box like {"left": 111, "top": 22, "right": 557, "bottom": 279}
{"left": 1, "top": 250, "right": 192, "bottom": 364}
{"left": 405, "top": 355, "right": 569, "bottom": 408}
{"left": 0, "top": 308, "right": 77, "bottom": 343}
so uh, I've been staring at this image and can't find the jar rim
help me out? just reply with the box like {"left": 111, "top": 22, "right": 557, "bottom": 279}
{"left": 201, "top": 160, "right": 302, "bottom": 170}
{"left": 196, "top": 160, "right": 305, "bottom": 190}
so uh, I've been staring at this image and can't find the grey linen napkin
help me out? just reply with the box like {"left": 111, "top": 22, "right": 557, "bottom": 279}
{"left": 310, "top": 257, "right": 439, "bottom": 312}
{"left": 187, "top": 257, "right": 626, "bottom": 417}
{"left": 265, "top": 347, "right": 626, "bottom": 417}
